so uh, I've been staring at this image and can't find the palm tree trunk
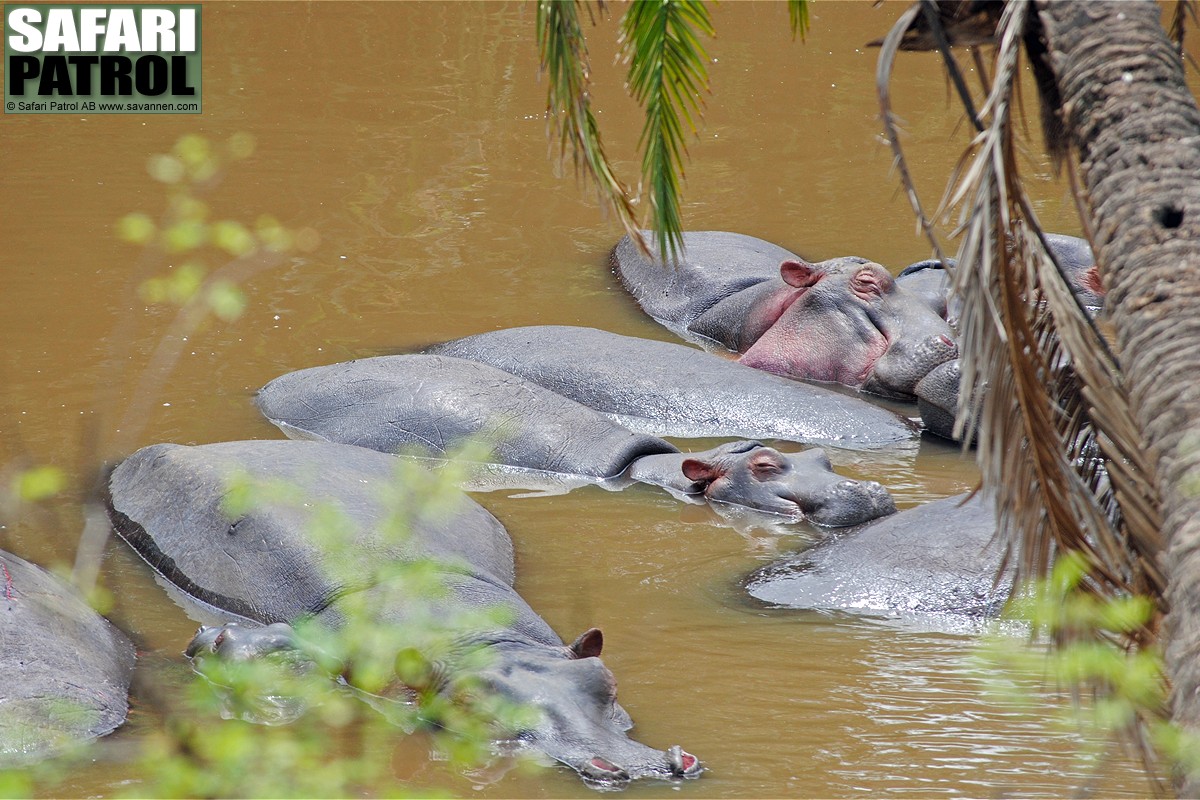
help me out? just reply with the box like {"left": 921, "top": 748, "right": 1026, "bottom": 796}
{"left": 1037, "top": 1, "right": 1200, "bottom": 789}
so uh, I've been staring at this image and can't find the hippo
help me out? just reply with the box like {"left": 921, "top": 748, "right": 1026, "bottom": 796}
{"left": 255, "top": 354, "right": 897, "bottom": 526}
{"left": 913, "top": 360, "right": 964, "bottom": 443}
{"left": 612, "top": 231, "right": 959, "bottom": 400}
{"left": 427, "top": 325, "right": 917, "bottom": 450}
{"left": 744, "top": 493, "right": 1010, "bottom": 620}
{"left": 105, "top": 439, "right": 703, "bottom": 785}
{"left": 1045, "top": 233, "right": 1104, "bottom": 310}
{"left": 903, "top": 234, "right": 1102, "bottom": 441}
{"left": 0, "top": 550, "right": 135, "bottom": 765}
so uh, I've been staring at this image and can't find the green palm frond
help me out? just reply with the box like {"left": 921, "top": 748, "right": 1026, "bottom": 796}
{"left": 536, "top": 1, "right": 642, "bottom": 251}
{"left": 788, "top": 0, "right": 810, "bottom": 42}
{"left": 619, "top": 0, "right": 715, "bottom": 263}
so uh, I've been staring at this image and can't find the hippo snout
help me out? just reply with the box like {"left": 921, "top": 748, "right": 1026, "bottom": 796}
{"left": 667, "top": 745, "right": 703, "bottom": 778}
{"left": 866, "top": 331, "right": 959, "bottom": 399}
{"left": 915, "top": 359, "right": 964, "bottom": 442}
{"left": 580, "top": 746, "right": 702, "bottom": 785}
{"left": 806, "top": 479, "right": 897, "bottom": 527}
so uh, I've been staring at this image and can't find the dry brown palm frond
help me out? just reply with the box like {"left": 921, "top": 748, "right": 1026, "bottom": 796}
{"left": 868, "top": 0, "right": 1001, "bottom": 51}
{"left": 878, "top": 0, "right": 1170, "bottom": 786}
{"left": 876, "top": 3, "right": 950, "bottom": 259}
{"left": 1170, "top": 0, "right": 1200, "bottom": 73}
{"left": 884, "top": 0, "right": 1162, "bottom": 631}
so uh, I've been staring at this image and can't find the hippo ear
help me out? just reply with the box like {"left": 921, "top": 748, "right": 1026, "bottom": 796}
{"left": 568, "top": 628, "right": 604, "bottom": 659}
{"left": 681, "top": 458, "right": 720, "bottom": 485}
{"left": 779, "top": 259, "right": 821, "bottom": 288}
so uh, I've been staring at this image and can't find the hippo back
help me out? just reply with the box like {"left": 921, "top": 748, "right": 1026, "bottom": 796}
{"left": 0, "top": 551, "right": 134, "bottom": 765}
{"left": 613, "top": 231, "right": 799, "bottom": 337}
{"left": 430, "top": 326, "right": 917, "bottom": 450}
{"left": 745, "top": 494, "right": 1008, "bottom": 618}
{"left": 107, "top": 440, "right": 531, "bottom": 633}
{"left": 256, "top": 355, "right": 676, "bottom": 480}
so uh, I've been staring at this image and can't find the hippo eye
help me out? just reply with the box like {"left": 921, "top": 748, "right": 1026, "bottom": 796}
{"left": 750, "top": 456, "right": 786, "bottom": 480}
{"left": 851, "top": 267, "right": 894, "bottom": 299}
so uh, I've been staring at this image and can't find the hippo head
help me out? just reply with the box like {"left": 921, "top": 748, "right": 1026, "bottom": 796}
{"left": 186, "top": 622, "right": 326, "bottom": 725}
{"left": 188, "top": 623, "right": 701, "bottom": 785}
{"left": 739, "top": 257, "right": 959, "bottom": 399}
{"left": 478, "top": 629, "right": 702, "bottom": 785}
{"left": 897, "top": 258, "right": 959, "bottom": 324}
{"left": 679, "top": 441, "right": 896, "bottom": 526}
{"left": 187, "top": 622, "right": 304, "bottom": 662}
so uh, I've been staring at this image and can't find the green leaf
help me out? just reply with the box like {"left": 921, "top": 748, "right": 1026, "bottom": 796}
{"left": 206, "top": 280, "right": 247, "bottom": 321}
{"left": 228, "top": 132, "right": 256, "bottom": 160}
{"left": 212, "top": 220, "right": 257, "bottom": 257}
{"left": 148, "top": 154, "right": 186, "bottom": 184}
{"left": 13, "top": 465, "right": 65, "bottom": 502}
{"left": 537, "top": 1, "right": 642, "bottom": 253}
{"left": 788, "top": 0, "right": 810, "bottom": 41}
{"left": 219, "top": 473, "right": 258, "bottom": 518}
{"left": 256, "top": 215, "right": 294, "bottom": 252}
{"left": 117, "top": 212, "right": 156, "bottom": 245}
{"left": 174, "top": 133, "right": 211, "bottom": 167}
{"left": 168, "top": 262, "right": 206, "bottom": 304}
{"left": 163, "top": 219, "right": 208, "bottom": 253}
{"left": 1096, "top": 594, "right": 1155, "bottom": 634}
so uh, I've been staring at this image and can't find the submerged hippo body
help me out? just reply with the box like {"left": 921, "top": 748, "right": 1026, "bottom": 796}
{"left": 428, "top": 326, "right": 917, "bottom": 450}
{"left": 0, "top": 550, "right": 135, "bottom": 765}
{"left": 897, "top": 233, "right": 1102, "bottom": 328}
{"left": 1046, "top": 233, "right": 1103, "bottom": 309}
{"left": 106, "top": 440, "right": 702, "bottom": 784}
{"left": 613, "top": 232, "right": 958, "bottom": 400}
{"left": 257, "top": 353, "right": 671, "bottom": 481}
{"left": 257, "top": 355, "right": 895, "bottom": 526}
{"left": 744, "top": 493, "right": 1008, "bottom": 619}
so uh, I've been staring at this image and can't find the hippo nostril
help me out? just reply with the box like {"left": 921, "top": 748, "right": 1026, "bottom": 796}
{"left": 583, "top": 756, "right": 630, "bottom": 782}
{"left": 668, "top": 745, "right": 702, "bottom": 777}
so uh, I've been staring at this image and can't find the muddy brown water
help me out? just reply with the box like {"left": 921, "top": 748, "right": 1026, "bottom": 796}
{"left": 1, "top": 2, "right": 1182, "bottom": 796}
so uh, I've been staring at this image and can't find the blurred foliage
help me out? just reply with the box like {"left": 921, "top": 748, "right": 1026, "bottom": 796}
{"left": 122, "top": 450, "right": 538, "bottom": 798}
{"left": 121, "top": 133, "right": 317, "bottom": 328}
{"left": 2, "top": 135, "right": 522, "bottom": 797}
{"left": 9, "top": 465, "right": 65, "bottom": 505}
{"left": 980, "top": 551, "right": 1194, "bottom": 791}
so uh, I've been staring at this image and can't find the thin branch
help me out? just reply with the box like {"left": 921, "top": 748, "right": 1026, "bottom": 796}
{"left": 876, "top": 3, "right": 950, "bottom": 264}
{"left": 919, "top": 0, "right": 985, "bottom": 132}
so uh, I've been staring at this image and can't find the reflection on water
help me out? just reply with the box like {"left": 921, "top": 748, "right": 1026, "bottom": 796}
{"left": 0, "top": 1, "right": 1169, "bottom": 797}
